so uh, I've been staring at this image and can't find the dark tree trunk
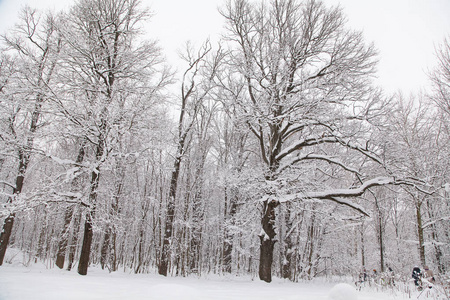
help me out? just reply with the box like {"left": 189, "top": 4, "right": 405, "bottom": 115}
{"left": 0, "top": 150, "right": 28, "bottom": 265}
{"left": 100, "top": 227, "right": 111, "bottom": 269}
{"left": 259, "top": 199, "right": 279, "bottom": 283}
{"left": 67, "top": 208, "right": 81, "bottom": 271}
{"left": 415, "top": 201, "right": 426, "bottom": 267}
{"left": 360, "top": 222, "right": 366, "bottom": 268}
{"left": 282, "top": 204, "right": 293, "bottom": 280}
{"left": 77, "top": 139, "right": 103, "bottom": 275}
{"left": 306, "top": 213, "right": 316, "bottom": 279}
{"left": 78, "top": 215, "right": 93, "bottom": 275}
{"left": 223, "top": 189, "right": 237, "bottom": 273}
{"left": 0, "top": 214, "right": 15, "bottom": 265}
{"left": 56, "top": 140, "right": 86, "bottom": 269}
{"left": 56, "top": 205, "right": 75, "bottom": 269}
{"left": 373, "top": 194, "right": 385, "bottom": 273}
{"left": 426, "top": 199, "right": 445, "bottom": 274}
{"left": 158, "top": 154, "right": 181, "bottom": 276}
{"left": 158, "top": 198, "right": 175, "bottom": 276}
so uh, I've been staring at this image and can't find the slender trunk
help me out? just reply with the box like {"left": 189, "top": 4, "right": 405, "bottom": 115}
{"left": 223, "top": 190, "right": 237, "bottom": 273}
{"left": 56, "top": 205, "right": 75, "bottom": 269}
{"left": 0, "top": 214, "right": 15, "bottom": 265}
{"left": 67, "top": 207, "right": 81, "bottom": 271}
{"left": 56, "top": 140, "right": 86, "bottom": 269}
{"left": 415, "top": 201, "right": 426, "bottom": 266}
{"left": 77, "top": 138, "right": 103, "bottom": 275}
{"left": 306, "top": 213, "right": 316, "bottom": 279}
{"left": 259, "top": 199, "right": 279, "bottom": 283}
{"left": 374, "top": 195, "right": 385, "bottom": 272}
{"left": 158, "top": 152, "right": 182, "bottom": 276}
{"left": 100, "top": 227, "right": 111, "bottom": 269}
{"left": 426, "top": 199, "right": 445, "bottom": 274}
{"left": 378, "top": 218, "right": 384, "bottom": 272}
{"left": 282, "top": 204, "right": 293, "bottom": 280}
{"left": 78, "top": 214, "right": 93, "bottom": 275}
{"left": 0, "top": 149, "right": 28, "bottom": 265}
{"left": 360, "top": 222, "right": 365, "bottom": 268}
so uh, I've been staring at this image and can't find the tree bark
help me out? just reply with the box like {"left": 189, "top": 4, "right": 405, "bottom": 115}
{"left": 67, "top": 207, "right": 81, "bottom": 271}
{"left": 259, "top": 199, "right": 279, "bottom": 283}
{"left": 415, "top": 201, "right": 426, "bottom": 267}
{"left": 77, "top": 139, "right": 103, "bottom": 275}
{"left": 158, "top": 154, "right": 181, "bottom": 276}
{"left": 223, "top": 188, "right": 237, "bottom": 273}
{"left": 56, "top": 140, "right": 86, "bottom": 269}
{"left": 78, "top": 214, "right": 93, "bottom": 275}
{"left": 0, "top": 214, "right": 15, "bottom": 265}
{"left": 282, "top": 204, "right": 293, "bottom": 280}
{"left": 0, "top": 149, "right": 28, "bottom": 265}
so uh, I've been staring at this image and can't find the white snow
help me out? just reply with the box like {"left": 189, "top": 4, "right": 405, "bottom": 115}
{"left": 0, "top": 262, "right": 437, "bottom": 300}
{"left": 328, "top": 283, "right": 358, "bottom": 300}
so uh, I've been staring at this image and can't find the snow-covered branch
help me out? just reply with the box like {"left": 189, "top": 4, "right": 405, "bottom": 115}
{"left": 280, "top": 177, "right": 402, "bottom": 216}
{"left": 0, "top": 181, "right": 16, "bottom": 190}
{"left": 277, "top": 153, "right": 361, "bottom": 176}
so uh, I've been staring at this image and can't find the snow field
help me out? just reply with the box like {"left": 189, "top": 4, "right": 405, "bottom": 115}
{"left": 328, "top": 283, "right": 358, "bottom": 300}
{"left": 0, "top": 263, "right": 439, "bottom": 300}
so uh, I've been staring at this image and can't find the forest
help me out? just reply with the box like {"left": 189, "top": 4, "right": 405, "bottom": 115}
{"left": 0, "top": 0, "right": 449, "bottom": 285}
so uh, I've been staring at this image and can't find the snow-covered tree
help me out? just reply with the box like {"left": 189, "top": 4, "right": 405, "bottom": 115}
{"left": 53, "top": 0, "right": 170, "bottom": 275}
{"left": 0, "top": 8, "right": 62, "bottom": 265}
{"left": 220, "top": 0, "right": 399, "bottom": 282}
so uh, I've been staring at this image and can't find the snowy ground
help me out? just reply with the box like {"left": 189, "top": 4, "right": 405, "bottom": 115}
{"left": 0, "top": 262, "right": 442, "bottom": 300}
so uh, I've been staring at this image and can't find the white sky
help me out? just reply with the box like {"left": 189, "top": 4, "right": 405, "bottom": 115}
{"left": 0, "top": 0, "right": 449, "bottom": 96}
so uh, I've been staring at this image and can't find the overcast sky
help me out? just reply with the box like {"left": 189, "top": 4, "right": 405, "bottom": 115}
{"left": 0, "top": 0, "right": 449, "bottom": 96}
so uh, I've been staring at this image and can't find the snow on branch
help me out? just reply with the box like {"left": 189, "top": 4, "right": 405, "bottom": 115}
{"left": 280, "top": 177, "right": 399, "bottom": 217}
{"left": 422, "top": 216, "right": 450, "bottom": 229}
{"left": 45, "top": 154, "right": 81, "bottom": 166}
{"left": 277, "top": 153, "right": 361, "bottom": 175}
{"left": 276, "top": 136, "right": 338, "bottom": 161}
{"left": 303, "top": 177, "right": 394, "bottom": 199}
{"left": 0, "top": 181, "right": 16, "bottom": 190}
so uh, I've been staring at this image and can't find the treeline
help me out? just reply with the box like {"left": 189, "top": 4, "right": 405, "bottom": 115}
{"left": 0, "top": 0, "right": 449, "bottom": 283}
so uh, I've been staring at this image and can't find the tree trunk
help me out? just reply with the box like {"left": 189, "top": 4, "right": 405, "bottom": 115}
{"left": 56, "top": 205, "right": 75, "bottom": 269}
{"left": 373, "top": 194, "right": 385, "bottom": 273}
{"left": 306, "top": 212, "right": 317, "bottom": 279}
{"left": 282, "top": 204, "right": 293, "bottom": 280}
{"left": 223, "top": 188, "right": 237, "bottom": 273}
{"left": 158, "top": 156, "right": 180, "bottom": 276}
{"left": 100, "top": 227, "right": 111, "bottom": 270}
{"left": 0, "top": 150, "right": 28, "bottom": 265}
{"left": 415, "top": 201, "right": 426, "bottom": 266}
{"left": 360, "top": 222, "right": 366, "bottom": 268}
{"left": 56, "top": 140, "right": 86, "bottom": 269}
{"left": 78, "top": 215, "right": 93, "bottom": 275}
{"left": 77, "top": 139, "right": 103, "bottom": 275}
{"left": 0, "top": 214, "right": 15, "bottom": 265}
{"left": 259, "top": 199, "right": 279, "bottom": 283}
{"left": 67, "top": 207, "right": 81, "bottom": 271}
{"left": 426, "top": 199, "right": 445, "bottom": 274}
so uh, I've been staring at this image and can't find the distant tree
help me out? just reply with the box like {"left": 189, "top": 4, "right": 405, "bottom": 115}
{"left": 55, "top": 0, "right": 170, "bottom": 275}
{"left": 380, "top": 94, "right": 450, "bottom": 271}
{"left": 430, "top": 36, "right": 450, "bottom": 119}
{"left": 0, "top": 8, "right": 62, "bottom": 265}
{"left": 158, "top": 41, "right": 222, "bottom": 276}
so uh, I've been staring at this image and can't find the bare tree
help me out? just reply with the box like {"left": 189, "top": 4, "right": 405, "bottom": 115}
{"left": 220, "top": 0, "right": 397, "bottom": 282}
{"left": 430, "top": 36, "right": 450, "bottom": 118}
{"left": 0, "top": 8, "right": 61, "bottom": 265}
{"left": 55, "top": 0, "right": 170, "bottom": 275}
{"left": 158, "top": 41, "right": 222, "bottom": 276}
